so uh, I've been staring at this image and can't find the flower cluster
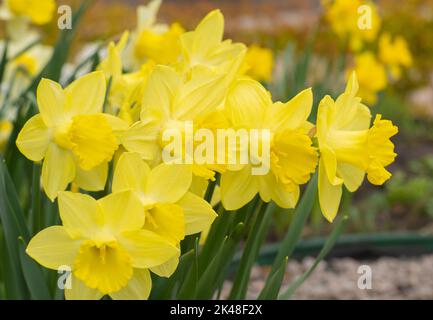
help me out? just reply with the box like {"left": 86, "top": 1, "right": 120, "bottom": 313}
{"left": 13, "top": 1, "right": 398, "bottom": 299}
{"left": 323, "top": 0, "right": 413, "bottom": 104}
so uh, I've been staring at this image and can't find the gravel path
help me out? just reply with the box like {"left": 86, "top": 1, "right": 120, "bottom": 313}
{"left": 222, "top": 254, "right": 433, "bottom": 299}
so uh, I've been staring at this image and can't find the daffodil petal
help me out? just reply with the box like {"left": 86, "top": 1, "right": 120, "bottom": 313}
{"left": 64, "top": 274, "right": 103, "bottom": 300}
{"left": 145, "top": 163, "right": 192, "bottom": 203}
{"left": 337, "top": 162, "right": 365, "bottom": 192}
{"left": 16, "top": 114, "right": 51, "bottom": 161}
{"left": 26, "top": 226, "right": 81, "bottom": 270}
{"left": 119, "top": 230, "right": 179, "bottom": 269}
{"left": 177, "top": 192, "right": 217, "bottom": 235}
{"left": 110, "top": 268, "right": 151, "bottom": 300}
{"left": 74, "top": 162, "right": 108, "bottom": 191}
{"left": 64, "top": 71, "right": 106, "bottom": 115}
{"left": 141, "top": 65, "right": 180, "bottom": 121}
{"left": 97, "top": 191, "right": 144, "bottom": 233}
{"left": 259, "top": 173, "right": 299, "bottom": 208}
{"left": 57, "top": 191, "right": 101, "bottom": 238}
{"left": 41, "top": 144, "right": 75, "bottom": 201}
{"left": 318, "top": 159, "right": 342, "bottom": 223}
{"left": 150, "top": 254, "right": 179, "bottom": 278}
{"left": 221, "top": 165, "right": 259, "bottom": 210}
{"left": 121, "top": 120, "right": 160, "bottom": 161}
{"left": 146, "top": 204, "right": 185, "bottom": 243}
{"left": 112, "top": 152, "right": 149, "bottom": 193}
{"left": 266, "top": 88, "right": 313, "bottom": 131}
{"left": 225, "top": 79, "right": 270, "bottom": 128}
{"left": 36, "top": 78, "right": 66, "bottom": 126}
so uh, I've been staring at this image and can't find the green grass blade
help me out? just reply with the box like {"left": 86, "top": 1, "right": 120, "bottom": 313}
{"left": 269, "top": 174, "right": 318, "bottom": 276}
{"left": 279, "top": 215, "right": 348, "bottom": 299}
{"left": 229, "top": 201, "right": 274, "bottom": 299}
{"left": 0, "top": 157, "right": 29, "bottom": 299}
{"left": 257, "top": 257, "right": 288, "bottom": 300}
{"left": 18, "top": 238, "right": 51, "bottom": 299}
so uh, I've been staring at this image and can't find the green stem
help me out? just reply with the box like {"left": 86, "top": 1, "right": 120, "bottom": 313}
{"left": 31, "top": 163, "right": 41, "bottom": 233}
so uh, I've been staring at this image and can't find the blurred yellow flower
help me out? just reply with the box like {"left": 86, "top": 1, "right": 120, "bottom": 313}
{"left": 352, "top": 51, "right": 387, "bottom": 104}
{"left": 220, "top": 79, "right": 317, "bottom": 210}
{"left": 0, "top": 120, "right": 12, "bottom": 152}
{"left": 1, "top": 0, "right": 55, "bottom": 25}
{"left": 135, "top": 22, "right": 184, "bottom": 65}
{"left": 112, "top": 152, "right": 216, "bottom": 277}
{"left": 323, "top": 0, "right": 381, "bottom": 51}
{"left": 241, "top": 44, "right": 274, "bottom": 82}
{"left": 179, "top": 9, "right": 246, "bottom": 75}
{"left": 316, "top": 72, "right": 398, "bottom": 222}
{"left": 379, "top": 33, "right": 413, "bottom": 80}
{"left": 16, "top": 72, "right": 127, "bottom": 201}
{"left": 26, "top": 191, "right": 178, "bottom": 299}
{"left": 124, "top": 0, "right": 184, "bottom": 69}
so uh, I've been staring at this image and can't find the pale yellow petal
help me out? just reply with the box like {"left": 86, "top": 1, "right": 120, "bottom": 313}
{"left": 16, "top": 114, "right": 52, "bottom": 161}
{"left": 26, "top": 226, "right": 81, "bottom": 270}
{"left": 145, "top": 163, "right": 192, "bottom": 203}
{"left": 225, "top": 79, "right": 270, "bottom": 128}
{"left": 36, "top": 78, "right": 66, "bottom": 126}
{"left": 74, "top": 163, "right": 108, "bottom": 191}
{"left": 64, "top": 275, "right": 103, "bottom": 300}
{"left": 173, "top": 73, "right": 228, "bottom": 121}
{"left": 64, "top": 71, "right": 106, "bottom": 115}
{"left": 110, "top": 268, "right": 152, "bottom": 300}
{"left": 220, "top": 165, "right": 259, "bottom": 210}
{"left": 191, "top": 9, "right": 224, "bottom": 55}
{"left": 112, "top": 152, "right": 149, "bottom": 193}
{"left": 258, "top": 173, "right": 299, "bottom": 208}
{"left": 120, "top": 120, "right": 160, "bottom": 161}
{"left": 57, "top": 191, "right": 101, "bottom": 238}
{"left": 150, "top": 254, "right": 179, "bottom": 278}
{"left": 119, "top": 230, "right": 179, "bottom": 269}
{"left": 177, "top": 192, "right": 217, "bottom": 235}
{"left": 337, "top": 162, "right": 365, "bottom": 192}
{"left": 266, "top": 88, "right": 313, "bottom": 131}
{"left": 41, "top": 144, "right": 75, "bottom": 201}
{"left": 146, "top": 204, "right": 185, "bottom": 243}
{"left": 140, "top": 65, "right": 180, "bottom": 121}
{"left": 318, "top": 159, "right": 342, "bottom": 223}
{"left": 97, "top": 191, "right": 144, "bottom": 233}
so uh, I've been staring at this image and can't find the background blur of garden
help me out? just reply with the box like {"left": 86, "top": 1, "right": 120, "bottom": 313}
{"left": 2, "top": 0, "right": 433, "bottom": 299}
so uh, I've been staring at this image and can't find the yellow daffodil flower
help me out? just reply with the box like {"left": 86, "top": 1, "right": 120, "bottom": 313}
{"left": 316, "top": 72, "right": 398, "bottom": 222}
{"left": 121, "top": 64, "right": 237, "bottom": 180}
{"left": 323, "top": 0, "right": 381, "bottom": 51}
{"left": 220, "top": 79, "right": 318, "bottom": 210}
{"left": 26, "top": 190, "right": 179, "bottom": 299}
{"left": 123, "top": 0, "right": 184, "bottom": 70}
{"left": 352, "top": 51, "right": 387, "bottom": 105}
{"left": 179, "top": 9, "right": 246, "bottom": 76}
{"left": 98, "top": 31, "right": 153, "bottom": 121}
{"left": 241, "top": 44, "right": 274, "bottom": 82}
{"left": 0, "top": 0, "right": 55, "bottom": 25}
{"left": 112, "top": 152, "right": 217, "bottom": 276}
{"left": 379, "top": 33, "right": 412, "bottom": 80}
{"left": 16, "top": 71, "right": 127, "bottom": 201}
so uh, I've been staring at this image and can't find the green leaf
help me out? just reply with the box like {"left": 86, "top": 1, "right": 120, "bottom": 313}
{"left": 257, "top": 257, "right": 288, "bottom": 300}
{"left": 269, "top": 174, "right": 317, "bottom": 277}
{"left": 18, "top": 238, "right": 51, "bottom": 299}
{"left": 0, "top": 157, "right": 29, "bottom": 299}
{"left": 279, "top": 215, "right": 348, "bottom": 299}
{"left": 229, "top": 201, "right": 275, "bottom": 299}
{"left": 196, "top": 222, "right": 245, "bottom": 299}
{"left": 0, "top": 40, "right": 8, "bottom": 85}
{"left": 151, "top": 249, "right": 195, "bottom": 299}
